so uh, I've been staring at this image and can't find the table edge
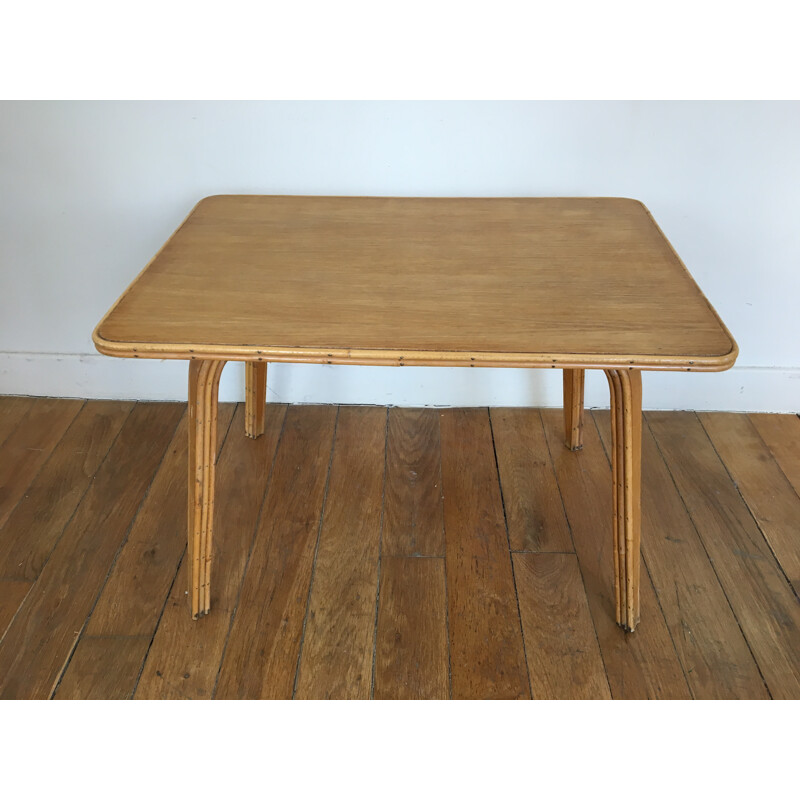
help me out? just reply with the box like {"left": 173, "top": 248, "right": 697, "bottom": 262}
{"left": 92, "top": 325, "right": 738, "bottom": 372}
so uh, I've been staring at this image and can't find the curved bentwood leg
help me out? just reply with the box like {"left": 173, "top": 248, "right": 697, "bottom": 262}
{"left": 563, "top": 368, "right": 585, "bottom": 450}
{"left": 604, "top": 369, "right": 642, "bottom": 632}
{"left": 245, "top": 361, "right": 267, "bottom": 439}
{"left": 188, "top": 359, "right": 226, "bottom": 619}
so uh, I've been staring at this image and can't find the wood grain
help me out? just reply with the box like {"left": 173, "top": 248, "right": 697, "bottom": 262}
{"left": 94, "top": 196, "right": 736, "bottom": 371}
{"left": 563, "top": 368, "right": 585, "bottom": 450}
{"left": 0, "top": 402, "right": 183, "bottom": 700}
{"left": 439, "top": 408, "right": 530, "bottom": 699}
{"left": 294, "top": 407, "right": 386, "bottom": 699}
{"left": 540, "top": 409, "right": 691, "bottom": 699}
{"left": 54, "top": 636, "right": 151, "bottom": 700}
{"left": 383, "top": 407, "right": 444, "bottom": 557}
{"left": 513, "top": 553, "right": 610, "bottom": 699}
{"left": 374, "top": 556, "right": 450, "bottom": 700}
{"left": 136, "top": 403, "right": 286, "bottom": 699}
{"left": 700, "top": 412, "right": 800, "bottom": 594}
{"left": 490, "top": 407, "right": 573, "bottom": 553}
{"left": 0, "top": 579, "right": 30, "bottom": 642}
{"left": 0, "top": 398, "right": 84, "bottom": 530}
{"left": 0, "top": 401, "right": 133, "bottom": 583}
{"left": 245, "top": 362, "right": 267, "bottom": 438}
{"left": 647, "top": 411, "right": 800, "bottom": 699}
{"left": 54, "top": 405, "right": 235, "bottom": 699}
{"left": 0, "top": 396, "right": 35, "bottom": 451}
{"left": 214, "top": 405, "right": 337, "bottom": 699}
{"left": 749, "top": 413, "right": 800, "bottom": 496}
{"left": 594, "top": 411, "right": 769, "bottom": 699}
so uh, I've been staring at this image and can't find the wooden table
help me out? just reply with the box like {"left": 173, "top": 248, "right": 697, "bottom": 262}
{"left": 93, "top": 196, "right": 737, "bottom": 632}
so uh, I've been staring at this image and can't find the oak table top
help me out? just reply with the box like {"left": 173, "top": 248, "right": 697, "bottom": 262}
{"left": 93, "top": 195, "right": 737, "bottom": 372}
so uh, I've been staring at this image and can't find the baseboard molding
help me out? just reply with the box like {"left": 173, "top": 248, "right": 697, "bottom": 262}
{"left": 0, "top": 352, "right": 797, "bottom": 412}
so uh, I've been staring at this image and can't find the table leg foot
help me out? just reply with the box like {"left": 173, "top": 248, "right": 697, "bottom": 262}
{"left": 188, "top": 359, "right": 226, "bottom": 619}
{"left": 563, "top": 368, "right": 585, "bottom": 450}
{"left": 245, "top": 362, "right": 267, "bottom": 439}
{"left": 605, "top": 368, "right": 642, "bottom": 632}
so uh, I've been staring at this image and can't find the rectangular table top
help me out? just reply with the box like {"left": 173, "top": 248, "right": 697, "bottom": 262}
{"left": 93, "top": 196, "right": 737, "bottom": 371}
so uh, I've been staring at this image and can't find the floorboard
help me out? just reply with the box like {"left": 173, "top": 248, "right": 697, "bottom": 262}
{"left": 541, "top": 409, "right": 692, "bottom": 699}
{"left": 647, "top": 411, "right": 800, "bottom": 699}
{"left": 1, "top": 399, "right": 798, "bottom": 700}
{"left": 136, "top": 403, "right": 286, "bottom": 699}
{"left": 0, "top": 402, "right": 183, "bottom": 700}
{"left": 214, "top": 405, "right": 337, "bottom": 699}
{"left": 593, "top": 411, "right": 769, "bottom": 699}
{"left": 440, "top": 408, "right": 530, "bottom": 700}
{"left": 294, "top": 407, "right": 386, "bottom": 699}
{"left": 699, "top": 412, "right": 800, "bottom": 595}
{"left": 374, "top": 555, "right": 450, "bottom": 699}
{"left": 490, "top": 408, "right": 573, "bottom": 553}
{"left": 0, "top": 398, "right": 84, "bottom": 530}
{"left": 749, "top": 414, "right": 800, "bottom": 496}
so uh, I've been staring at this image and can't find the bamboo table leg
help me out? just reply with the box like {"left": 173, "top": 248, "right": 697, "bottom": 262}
{"left": 563, "top": 368, "right": 585, "bottom": 451}
{"left": 188, "top": 359, "right": 226, "bottom": 619}
{"left": 245, "top": 362, "right": 267, "bottom": 439}
{"left": 604, "top": 368, "right": 642, "bottom": 632}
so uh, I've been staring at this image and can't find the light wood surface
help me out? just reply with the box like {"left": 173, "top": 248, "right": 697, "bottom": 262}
{"left": 563, "top": 368, "right": 585, "bottom": 450}
{"left": 94, "top": 196, "right": 737, "bottom": 371}
{"left": 2, "top": 400, "right": 799, "bottom": 699}
{"left": 244, "top": 362, "right": 267, "bottom": 438}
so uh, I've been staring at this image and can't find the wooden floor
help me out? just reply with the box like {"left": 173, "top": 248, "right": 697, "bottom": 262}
{"left": 0, "top": 397, "right": 798, "bottom": 700}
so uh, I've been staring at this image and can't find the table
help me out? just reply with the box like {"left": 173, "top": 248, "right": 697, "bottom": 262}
{"left": 93, "top": 196, "right": 737, "bottom": 632}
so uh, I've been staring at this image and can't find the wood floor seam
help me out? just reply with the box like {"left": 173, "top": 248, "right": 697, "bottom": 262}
{"left": 49, "top": 405, "right": 186, "bottom": 699}
{"left": 488, "top": 407, "right": 534, "bottom": 700}
{"left": 290, "top": 406, "right": 341, "bottom": 700}
{"left": 209, "top": 405, "right": 290, "bottom": 700}
{"left": 642, "top": 412, "right": 774, "bottom": 700}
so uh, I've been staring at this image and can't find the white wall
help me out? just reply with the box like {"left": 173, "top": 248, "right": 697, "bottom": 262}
{"left": 0, "top": 101, "right": 798, "bottom": 411}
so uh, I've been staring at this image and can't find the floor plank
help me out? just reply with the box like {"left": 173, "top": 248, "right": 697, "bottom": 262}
{"left": 594, "top": 411, "right": 769, "bottom": 699}
{"left": 749, "top": 414, "right": 800, "bottom": 496}
{"left": 439, "top": 408, "right": 530, "bottom": 699}
{"left": 700, "top": 412, "right": 800, "bottom": 595}
{"left": 0, "top": 401, "right": 133, "bottom": 584}
{"left": 647, "top": 411, "right": 800, "bottom": 699}
{"left": 54, "top": 405, "right": 235, "bottom": 699}
{"left": 374, "top": 555, "right": 450, "bottom": 700}
{"left": 136, "top": 403, "right": 286, "bottom": 699}
{"left": 513, "top": 553, "right": 610, "bottom": 699}
{"left": 0, "top": 402, "right": 183, "bottom": 700}
{"left": 0, "top": 396, "right": 36, "bottom": 451}
{"left": 540, "top": 409, "right": 691, "bottom": 699}
{"left": 294, "top": 407, "right": 386, "bottom": 699}
{"left": 382, "top": 408, "right": 444, "bottom": 557}
{"left": 0, "top": 397, "right": 84, "bottom": 529}
{"left": 490, "top": 407, "right": 573, "bottom": 552}
{"left": 214, "top": 405, "right": 337, "bottom": 699}
{"left": 0, "top": 579, "right": 31, "bottom": 642}
{"left": 54, "top": 636, "right": 151, "bottom": 701}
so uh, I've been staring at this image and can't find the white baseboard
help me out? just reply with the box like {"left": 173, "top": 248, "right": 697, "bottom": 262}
{"left": 0, "top": 352, "right": 797, "bottom": 413}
